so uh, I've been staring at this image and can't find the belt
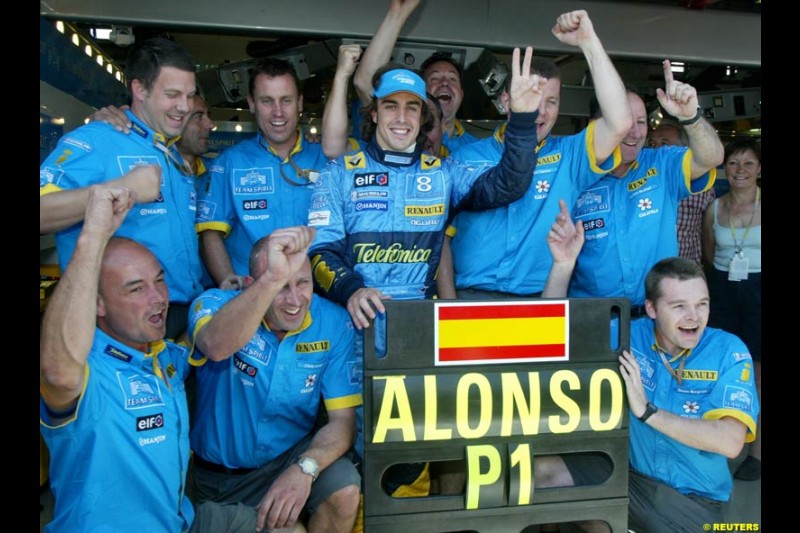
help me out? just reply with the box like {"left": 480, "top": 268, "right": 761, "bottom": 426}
{"left": 630, "top": 305, "right": 648, "bottom": 318}
{"left": 193, "top": 455, "right": 256, "bottom": 476}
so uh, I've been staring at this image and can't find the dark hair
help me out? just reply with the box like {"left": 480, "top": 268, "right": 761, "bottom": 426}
{"left": 420, "top": 52, "right": 463, "bottom": 82}
{"left": 359, "top": 65, "right": 434, "bottom": 145}
{"left": 502, "top": 57, "right": 561, "bottom": 93}
{"left": 426, "top": 91, "right": 444, "bottom": 121}
{"left": 125, "top": 37, "right": 196, "bottom": 94}
{"left": 248, "top": 57, "right": 301, "bottom": 98}
{"left": 724, "top": 139, "right": 761, "bottom": 165}
{"left": 644, "top": 257, "right": 707, "bottom": 304}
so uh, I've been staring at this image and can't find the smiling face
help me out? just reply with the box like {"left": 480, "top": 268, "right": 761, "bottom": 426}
{"left": 725, "top": 148, "right": 761, "bottom": 192}
{"left": 619, "top": 92, "right": 649, "bottom": 165}
{"left": 264, "top": 260, "right": 314, "bottom": 334}
{"left": 179, "top": 95, "right": 216, "bottom": 159}
{"left": 97, "top": 239, "right": 169, "bottom": 352}
{"left": 535, "top": 78, "right": 562, "bottom": 141}
{"left": 646, "top": 276, "right": 709, "bottom": 357}
{"left": 371, "top": 92, "right": 423, "bottom": 152}
{"left": 247, "top": 72, "right": 302, "bottom": 154}
{"left": 131, "top": 66, "right": 196, "bottom": 138}
{"left": 423, "top": 60, "right": 464, "bottom": 124}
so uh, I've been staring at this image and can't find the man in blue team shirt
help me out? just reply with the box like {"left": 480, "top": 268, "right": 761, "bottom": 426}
{"left": 40, "top": 186, "right": 259, "bottom": 532}
{"left": 197, "top": 58, "right": 330, "bottom": 289}
{"left": 188, "top": 226, "right": 361, "bottom": 533}
{"left": 40, "top": 37, "right": 204, "bottom": 339}
{"left": 619, "top": 257, "right": 758, "bottom": 531}
{"left": 569, "top": 61, "right": 723, "bottom": 314}
{"left": 443, "top": 10, "right": 631, "bottom": 300}
{"left": 307, "top": 49, "right": 544, "bottom": 497}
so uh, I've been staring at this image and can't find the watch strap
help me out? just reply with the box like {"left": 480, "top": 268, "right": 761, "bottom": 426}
{"left": 679, "top": 107, "right": 703, "bottom": 126}
{"left": 638, "top": 402, "right": 658, "bottom": 423}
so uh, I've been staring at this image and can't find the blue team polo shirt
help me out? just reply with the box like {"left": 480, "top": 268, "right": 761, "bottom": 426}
{"left": 40, "top": 110, "right": 204, "bottom": 303}
{"left": 188, "top": 289, "right": 362, "bottom": 468}
{"left": 442, "top": 119, "right": 478, "bottom": 153}
{"left": 450, "top": 121, "right": 621, "bottom": 295}
{"left": 196, "top": 131, "right": 328, "bottom": 276}
{"left": 40, "top": 329, "right": 201, "bottom": 532}
{"left": 629, "top": 319, "right": 759, "bottom": 501}
{"left": 569, "top": 146, "right": 715, "bottom": 305}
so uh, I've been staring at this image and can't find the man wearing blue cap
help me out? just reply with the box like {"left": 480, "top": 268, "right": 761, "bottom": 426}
{"left": 307, "top": 48, "right": 545, "bottom": 493}
{"left": 310, "top": 49, "right": 544, "bottom": 327}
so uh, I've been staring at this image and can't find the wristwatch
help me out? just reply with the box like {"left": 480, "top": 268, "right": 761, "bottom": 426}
{"left": 678, "top": 106, "right": 703, "bottom": 126}
{"left": 638, "top": 402, "right": 659, "bottom": 423}
{"left": 297, "top": 456, "right": 319, "bottom": 481}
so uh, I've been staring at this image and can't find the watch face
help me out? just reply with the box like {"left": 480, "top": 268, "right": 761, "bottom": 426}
{"left": 299, "top": 457, "right": 318, "bottom": 475}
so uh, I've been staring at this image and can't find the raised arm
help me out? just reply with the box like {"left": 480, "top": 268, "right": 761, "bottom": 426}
{"left": 542, "top": 199, "right": 584, "bottom": 297}
{"left": 195, "top": 226, "right": 315, "bottom": 360}
{"left": 453, "top": 47, "right": 544, "bottom": 212}
{"left": 353, "top": 0, "right": 421, "bottom": 104}
{"left": 619, "top": 350, "right": 747, "bottom": 458}
{"left": 40, "top": 164, "right": 161, "bottom": 234}
{"left": 658, "top": 60, "right": 724, "bottom": 179}
{"left": 322, "top": 44, "right": 362, "bottom": 159}
{"left": 552, "top": 10, "right": 631, "bottom": 162}
{"left": 40, "top": 185, "right": 135, "bottom": 411}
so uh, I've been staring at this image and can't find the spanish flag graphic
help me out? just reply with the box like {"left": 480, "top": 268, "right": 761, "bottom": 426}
{"left": 435, "top": 301, "right": 569, "bottom": 366}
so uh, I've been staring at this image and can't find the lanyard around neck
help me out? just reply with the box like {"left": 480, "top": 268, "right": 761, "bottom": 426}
{"left": 654, "top": 344, "right": 688, "bottom": 386}
{"left": 728, "top": 187, "right": 760, "bottom": 254}
{"left": 258, "top": 136, "right": 317, "bottom": 186}
{"left": 153, "top": 141, "right": 193, "bottom": 177}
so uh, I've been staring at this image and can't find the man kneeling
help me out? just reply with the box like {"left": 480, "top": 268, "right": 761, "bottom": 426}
{"left": 189, "top": 226, "right": 362, "bottom": 532}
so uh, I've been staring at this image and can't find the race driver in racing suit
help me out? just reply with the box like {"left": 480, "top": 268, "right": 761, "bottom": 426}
{"left": 309, "top": 48, "right": 545, "bottom": 323}
{"left": 307, "top": 48, "right": 546, "bottom": 497}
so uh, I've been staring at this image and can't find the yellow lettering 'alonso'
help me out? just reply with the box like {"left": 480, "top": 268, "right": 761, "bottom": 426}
{"left": 371, "top": 369, "right": 624, "bottom": 443}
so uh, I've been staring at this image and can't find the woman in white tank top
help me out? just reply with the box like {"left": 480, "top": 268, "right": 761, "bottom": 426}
{"left": 702, "top": 138, "right": 761, "bottom": 481}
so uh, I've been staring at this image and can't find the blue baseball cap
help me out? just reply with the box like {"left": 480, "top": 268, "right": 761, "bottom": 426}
{"left": 373, "top": 69, "right": 427, "bottom": 101}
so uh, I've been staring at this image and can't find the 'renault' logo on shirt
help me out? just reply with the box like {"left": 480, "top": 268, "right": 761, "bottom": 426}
{"left": 627, "top": 168, "right": 658, "bottom": 191}
{"left": 537, "top": 153, "right": 561, "bottom": 165}
{"left": 681, "top": 369, "right": 719, "bottom": 381}
{"left": 296, "top": 341, "right": 331, "bottom": 353}
{"left": 404, "top": 204, "right": 445, "bottom": 217}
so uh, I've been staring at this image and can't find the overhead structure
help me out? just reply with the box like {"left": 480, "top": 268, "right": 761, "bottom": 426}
{"left": 41, "top": 0, "right": 760, "bottom": 66}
